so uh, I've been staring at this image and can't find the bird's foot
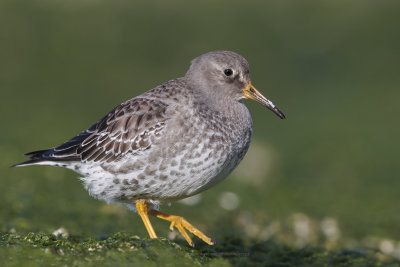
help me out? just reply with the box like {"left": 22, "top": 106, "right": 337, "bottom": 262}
{"left": 149, "top": 210, "right": 215, "bottom": 247}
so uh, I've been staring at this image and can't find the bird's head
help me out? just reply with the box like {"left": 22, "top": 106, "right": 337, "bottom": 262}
{"left": 186, "top": 50, "right": 285, "bottom": 119}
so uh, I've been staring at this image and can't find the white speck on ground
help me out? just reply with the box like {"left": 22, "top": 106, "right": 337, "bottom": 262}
{"left": 52, "top": 227, "right": 69, "bottom": 238}
{"left": 219, "top": 191, "right": 239, "bottom": 211}
{"left": 380, "top": 239, "right": 395, "bottom": 254}
{"left": 320, "top": 217, "right": 340, "bottom": 242}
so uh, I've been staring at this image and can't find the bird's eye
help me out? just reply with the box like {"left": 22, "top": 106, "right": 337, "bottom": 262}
{"left": 224, "top": 69, "right": 233, "bottom": 76}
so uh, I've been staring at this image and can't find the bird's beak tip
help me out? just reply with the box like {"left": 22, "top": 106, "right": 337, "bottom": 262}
{"left": 242, "top": 83, "right": 286, "bottom": 119}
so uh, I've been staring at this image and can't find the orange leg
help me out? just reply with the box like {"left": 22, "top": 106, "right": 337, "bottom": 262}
{"left": 136, "top": 200, "right": 157, "bottom": 239}
{"left": 148, "top": 209, "right": 215, "bottom": 247}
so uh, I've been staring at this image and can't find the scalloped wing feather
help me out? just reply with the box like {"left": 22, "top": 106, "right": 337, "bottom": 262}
{"left": 26, "top": 97, "right": 169, "bottom": 164}
{"left": 76, "top": 98, "right": 169, "bottom": 163}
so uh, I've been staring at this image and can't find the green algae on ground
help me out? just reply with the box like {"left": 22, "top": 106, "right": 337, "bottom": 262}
{"left": 1, "top": 232, "right": 399, "bottom": 267}
{"left": 0, "top": 232, "right": 225, "bottom": 267}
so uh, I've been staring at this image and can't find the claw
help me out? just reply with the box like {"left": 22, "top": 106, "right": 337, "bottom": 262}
{"left": 169, "top": 221, "right": 175, "bottom": 231}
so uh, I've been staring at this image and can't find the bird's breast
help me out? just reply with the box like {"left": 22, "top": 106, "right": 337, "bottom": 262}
{"left": 153, "top": 101, "right": 253, "bottom": 198}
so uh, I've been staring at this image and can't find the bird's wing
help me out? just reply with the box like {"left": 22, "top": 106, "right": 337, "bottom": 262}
{"left": 20, "top": 97, "right": 170, "bottom": 165}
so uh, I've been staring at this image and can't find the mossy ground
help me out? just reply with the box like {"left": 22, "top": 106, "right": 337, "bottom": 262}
{"left": 1, "top": 232, "right": 399, "bottom": 267}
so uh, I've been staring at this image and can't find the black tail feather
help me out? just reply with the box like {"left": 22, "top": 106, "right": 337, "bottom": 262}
{"left": 12, "top": 158, "right": 50, "bottom": 167}
{"left": 12, "top": 148, "right": 52, "bottom": 167}
{"left": 14, "top": 123, "right": 94, "bottom": 168}
{"left": 13, "top": 155, "right": 80, "bottom": 167}
{"left": 24, "top": 149, "right": 52, "bottom": 158}
{"left": 13, "top": 148, "right": 79, "bottom": 167}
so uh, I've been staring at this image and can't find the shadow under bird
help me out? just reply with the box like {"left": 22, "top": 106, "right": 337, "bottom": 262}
{"left": 14, "top": 51, "right": 285, "bottom": 247}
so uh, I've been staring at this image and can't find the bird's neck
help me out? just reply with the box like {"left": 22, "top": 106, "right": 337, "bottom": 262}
{"left": 192, "top": 88, "right": 251, "bottom": 126}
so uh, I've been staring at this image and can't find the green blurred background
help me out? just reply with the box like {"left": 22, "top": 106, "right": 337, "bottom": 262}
{"left": 1, "top": 0, "right": 399, "bottom": 254}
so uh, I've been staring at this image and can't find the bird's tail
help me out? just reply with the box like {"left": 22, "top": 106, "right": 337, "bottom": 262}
{"left": 13, "top": 149, "right": 53, "bottom": 167}
{"left": 13, "top": 148, "right": 78, "bottom": 167}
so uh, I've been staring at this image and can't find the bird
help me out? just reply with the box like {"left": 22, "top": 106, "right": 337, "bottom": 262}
{"left": 14, "top": 50, "right": 285, "bottom": 247}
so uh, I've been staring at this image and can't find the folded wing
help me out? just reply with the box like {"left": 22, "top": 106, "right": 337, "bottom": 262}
{"left": 15, "top": 97, "right": 169, "bottom": 166}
